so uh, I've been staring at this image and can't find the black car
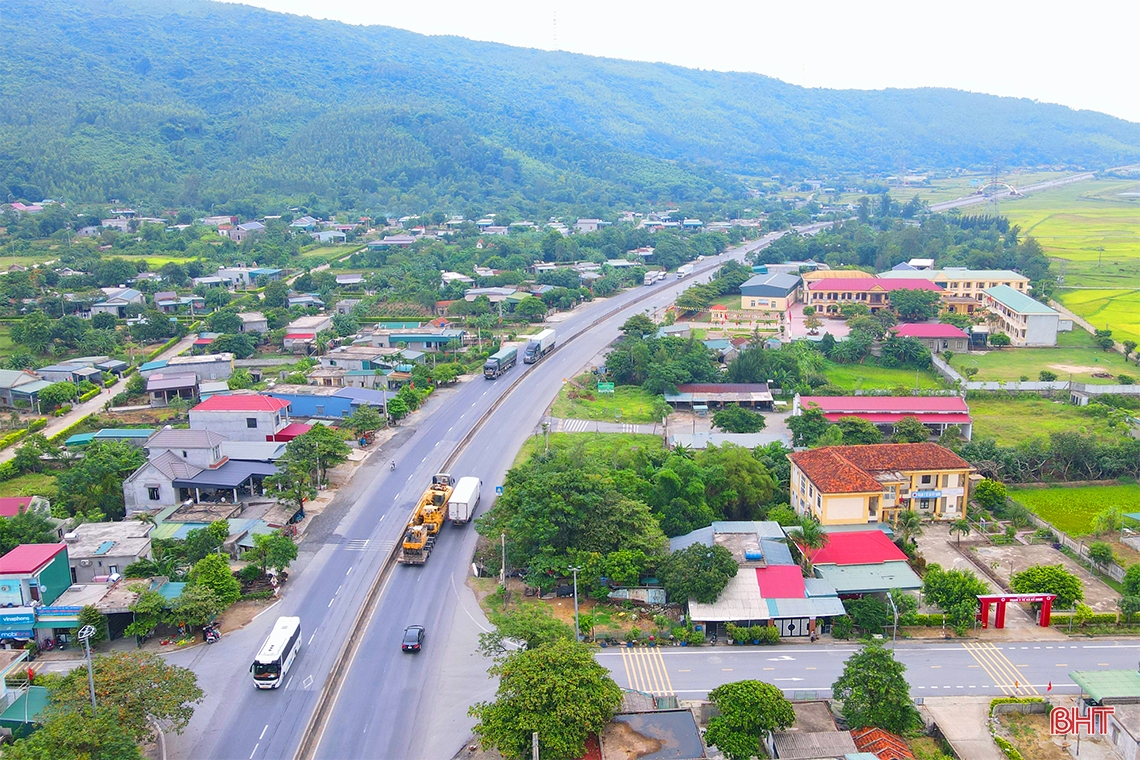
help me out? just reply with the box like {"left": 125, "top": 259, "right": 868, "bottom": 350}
{"left": 401, "top": 625, "right": 425, "bottom": 652}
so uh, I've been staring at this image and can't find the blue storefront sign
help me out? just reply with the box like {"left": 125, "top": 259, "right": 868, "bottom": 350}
{"left": 912, "top": 490, "right": 942, "bottom": 499}
{"left": 0, "top": 630, "right": 33, "bottom": 640}
{"left": 0, "top": 612, "right": 34, "bottom": 627}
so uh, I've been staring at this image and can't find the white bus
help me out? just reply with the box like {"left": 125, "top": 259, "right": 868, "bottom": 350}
{"left": 251, "top": 616, "right": 302, "bottom": 689}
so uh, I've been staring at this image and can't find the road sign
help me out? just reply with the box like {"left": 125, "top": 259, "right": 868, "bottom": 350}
{"left": 597, "top": 382, "right": 615, "bottom": 394}
{"left": 495, "top": 486, "right": 503, "bottom": 495}
{"left": 77, "top": 625, "right": 96, "bottom": 641}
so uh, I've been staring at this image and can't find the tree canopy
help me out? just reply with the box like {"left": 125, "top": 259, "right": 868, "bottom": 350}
{"left": 831, "top": 640, "right": 921, "bottom": 735}
{"left": 705, "top": 680, "right": 795, "bottom": 760}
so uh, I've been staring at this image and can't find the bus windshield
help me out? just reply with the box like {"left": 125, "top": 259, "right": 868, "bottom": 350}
{"left": 252, "top": 662, "right": 280, "bottom": 680}
{"left": 252, "top": 616, "right": 301, "bottom": 689}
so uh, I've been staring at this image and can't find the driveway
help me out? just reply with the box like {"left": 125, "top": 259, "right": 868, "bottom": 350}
{"left": 972, "top": 543, "right": 1120, "bottom": 614}
{"left": 786, "top": 308, "right": 850, "bottom": 340}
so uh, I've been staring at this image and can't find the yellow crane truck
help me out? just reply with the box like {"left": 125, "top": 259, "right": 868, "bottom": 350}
{"left": 399, "top": 473, "right": 454, "bottom": 565}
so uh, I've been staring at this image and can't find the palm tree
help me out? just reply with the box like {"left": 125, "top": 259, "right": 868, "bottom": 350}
{"left": 792, "top": 517, "right": 828, "bottom": 574}
{"left": 894, "top": 509, "right": 924, "bottom": 547}
{"left": 950, "top": 517, "right": 972, "bottom": 545}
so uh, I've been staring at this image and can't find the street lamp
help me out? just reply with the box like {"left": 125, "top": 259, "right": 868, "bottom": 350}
{"left": 568, "top": 566, "right": 582, "bottom": 641}
{"left": 77, "top": 624, "right": 98, "bottom": 716}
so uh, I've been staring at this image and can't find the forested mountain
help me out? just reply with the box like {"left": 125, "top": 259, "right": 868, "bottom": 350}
{"left": 4, "top": 0, "right": 1140, "bottom": 215}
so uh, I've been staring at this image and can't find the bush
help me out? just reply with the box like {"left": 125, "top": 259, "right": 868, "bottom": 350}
{"left": 78, "top": 388, "right": 101, "bottom": 402}
{"left": 831, "top": 616, "right": 854, "bottom": 639}
{"left": 236, "top": 565, "right": 264, "bottom": 583}
{"left": 1119, "top": 374, "right": 1135, "bottom": 385}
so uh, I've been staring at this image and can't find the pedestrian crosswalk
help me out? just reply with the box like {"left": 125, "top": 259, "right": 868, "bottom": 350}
{"left": 561, "top": 419, "right": 593, "bottom": 433}
{"left": 619, "top": 646, "right": 675, "bottom": 697}
{"left": 344, "top": 539, "right": 370, "bottom": 551}
{"left": 555, "top": 419, "right": 646, "bottom": 434}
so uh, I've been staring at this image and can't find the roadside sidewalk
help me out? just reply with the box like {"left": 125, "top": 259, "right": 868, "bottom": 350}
{"left": 924, "top": 697, "right": 1003, "bottom": 760}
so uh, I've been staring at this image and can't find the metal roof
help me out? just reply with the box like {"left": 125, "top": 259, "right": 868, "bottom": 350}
{"left": 147, "top": 428, "right": 228, "bottom": 449}
{"left": 220, "top": 442, "right": 286, "bottom": 462}
{"left": 814, "top": 561, "right": 923, "bottom": 594}
{"left": 760, "top": 539, "right": 795, "bottom": 566}
{"left": 0, "top": 543, "right": 66, "bottom": 575}
{"left": 172, "top": 460, "right": 277, "bottom": 489}
{"left": 1070, "top": 669, "right": 1140, "bottom": 703}
{"left": 768, "top": 597, "right": 846, "bottom": 619}
{"left": 713, "top": 521, "right": 786, "bottom": 539}
{"left": 983, "top": 284, "right": 1058, "bottom": 315}
{"left": 772, "top": 731, "right": 858, "bottom": 760}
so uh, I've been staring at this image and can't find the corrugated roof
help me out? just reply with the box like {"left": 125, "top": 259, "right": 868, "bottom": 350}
{"left": 93, "top": 428, "right": 154, "bottom": 439}
{"left": 760, "top": 539, "right": 796, "bottom": 566}
{"left": 811, "top": 530, "right": 908, "bottom": 565}
{"left": 172, "top": 460, "right": 278, "bottom": 489}
{"left": 800, "top": 396, "right": 969, "bottom": 414}
{"left": 147, "top": 428, "right": 227, "bottom": 449}
{"left": 712, "top": 521, "right": 786, "bottom": 539}
{"left": 814, "top": 561, "right": 923, "bottom": 593}
{"left": 768, "top": 596, "right": 846, "bottom": 619}
{"left": 983, "top": 284, "right": 1058, "bottom": 315}
{"left": 756, "top": 565, "right": 805, "bottom": 598}
{"left": 192, "top": 395, "right": 290, "bottom": 413}
{"left": 1069, "top": 669, "right": 1140, "bottom": 703}
{"left": 0, "top": 543, "right": 66, "bottom": 575}
{"left": 772, "top": 730, "right": 858, "bottom": 760}
{"left": 892, "top": 323, "right": 969, "bottom": 339}
{"left": 0, "top": 497, "right": 32, "bottom": 517}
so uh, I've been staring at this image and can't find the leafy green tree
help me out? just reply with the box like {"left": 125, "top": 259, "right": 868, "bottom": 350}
{"left": 170, "top": 584, "right": 222, "bottom": 629}
{"left": 1088, "top": 542, "right": 1113, "bottom": 567}
{"left": 431, "top": 363, "right": 460, "bottom": 385}
{"left": 37, "top": 381, "right": 78, "bottom": 410}
{"left": 263, "top": 280, "right": 289, "bottom": 309}
{"left": 5, "top": 709, "right": 142, "bottom": 760}
{"left": 1125, "top": 564, "right": 1140, "bottom": 597}
{"left": 188, "top": 554, "right": 241, "bottom": 608}
{"left": 227, "top": 368, "right": 256, "bottom": 390}
{"left": 1121, "top": 595, "right": 1140, "bottom": 623}
{"left": 55, "top": 441, "right": 145, "bottom": 520}
{"left": 346, "top": 403, "right": 384, "bottom": 438}
{"left": 659, "top": 544, "right": 737, "bottom": 604}
{"left": 470, "top": 639, "right": 622, "bottom": 760}
{"left": 844, "top": 596, "right": 891, "bottom": 635}
{"left": 124, "top": 588, "right": 168, "bottom": 639}
{"left": 891, "top": 416, "right": 929, "bottom": 443}
{"left": 332, "top": 313, "right": 359, "bottom": 337}
{"left": 889, "top": 289, "right": 941, "bottom": 321}
{"left": 0, "top": 512, "right": 59, "bottom": 555}
{"left": 766, "top": 504, "right": 799, "bottom": 526}
{"left": 831, "top": 640, "right": 921, "bottom": 734}
{"left": 75, "top": 605, "right": 108, "bottom": 644}
{"left": 1091, "top": 505, "right": 1124, "bottom": 536}
{"left": 973, "top": 479, "right": 1007, "bottom": 512}
{"left": 788, "top": 407, "right": 832, "bottom": 447}
{"left": 837, "top": 416, "right": 883, "bottom": 445}
{"left": 1039, "top": 370, "right": 1058, "bottom": 382}
{"left": 91, "top": 312, "right": 119, "bottom": 331}
{"left": 989, "top": 332, "right": 1011, "bottom": 348}
{"left": 705, "top": 681, "right": 795, "bottom": 760}
{"left": 241, "top": 531, "right": 298, "bottom": 575}
{"left": 922, "top": 564, "right": 989, "bottom": 634}
{"left": 790, "top": 517, "right": 828, "bottom": 572}
{"left": 264, "top": 457, "right": 316, "bottom": 516}
{"left": 208, "top": 310, "right": 243, "bottom": 334}
{"left": 697, "top": 444, "right": 776, "bottom": 521}
{"left": 1123, "top": 340, "right": 1138, "bottom": 360}
{"left": 514, "top": 296, "right": 548, "bottom": 322}
{"left": 210, "top": 333, "right": 256, "bottom": 359}
{"left": 893, "top": 509, "right": 924, "bottom": 547}
{"left": 1011, "top": 564, "right": 1084, "bottom": 608}
{"left": 12, "top": 311, "right": 52, "bottom": 354}
{"left": 287, "top": 424, "right": 351, "bottom": 481}
{"left": 949, "top": 517, "right": 971, "bottom": 544}
{"left": 478, "top": 603, "right": 575, "bottom": 658}
{"left": 52, "top": 651, "right": 203, "bottom": 740}
{"left": 712, "top": 404, "right": 766, "bottom": 433}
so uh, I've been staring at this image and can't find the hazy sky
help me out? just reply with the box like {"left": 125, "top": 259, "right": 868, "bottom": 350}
{"left": 233, "top": 0, "right": 1138, "bottom": 124}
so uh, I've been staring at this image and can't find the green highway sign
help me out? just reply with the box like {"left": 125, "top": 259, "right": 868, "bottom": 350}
{"left": 597, "top": 382, "right": 615, "bottom": 394}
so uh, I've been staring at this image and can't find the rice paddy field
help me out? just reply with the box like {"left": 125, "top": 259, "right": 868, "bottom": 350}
{"left": 1009, "top": 483, "right": 1140, "bottom": 536}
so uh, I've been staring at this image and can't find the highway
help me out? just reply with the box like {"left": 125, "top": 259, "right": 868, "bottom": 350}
{"left": 164, "top": 231, "right": 789, "bottom": 760}
{"left": 928, "top": 172, "right": 1094, "bottom": 212}
{"left": 601, "top": 638, "right": 1140, "bottom": 699}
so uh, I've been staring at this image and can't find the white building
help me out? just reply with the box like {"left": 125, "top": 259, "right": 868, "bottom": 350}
{"left": 982, "top": 285, "right": 1072, "bottom": 347}
{"left": 123, "top": 428, "right": 228, "bottom": 513}
{"left": 238, "top": 312, "right": 269, "bottom": 334}
{"left": 189, "top": 394, "right": 291, "bottom": 442}
{"left": 65, "top": 521, "right": 153, "bottom": 583}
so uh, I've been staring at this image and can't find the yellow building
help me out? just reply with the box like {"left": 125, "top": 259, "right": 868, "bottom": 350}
{"left": 878, "top": 268, "right": 1030, "bottom": 315}
{"left": 738, "top": 272, "right": 801, "bottom": 314}
{"left": 787, "top": 443, "right": 973, "bottom": 525}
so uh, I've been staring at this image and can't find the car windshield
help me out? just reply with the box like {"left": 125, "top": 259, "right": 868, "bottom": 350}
{"left": 403, "top": 628, "right": 420, "bottom": 644}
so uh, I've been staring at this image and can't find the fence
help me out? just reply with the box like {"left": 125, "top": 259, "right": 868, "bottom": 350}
{"left": 930, "top": 353, "right": 1140, "bottom": 399}
{"left": 1012, "top": 499, "right": 1127, "bottom": 583}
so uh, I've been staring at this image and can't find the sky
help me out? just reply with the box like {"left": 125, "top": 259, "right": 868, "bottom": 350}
{"left": 231, "top": 0, "right": 1138, "bottom": 123}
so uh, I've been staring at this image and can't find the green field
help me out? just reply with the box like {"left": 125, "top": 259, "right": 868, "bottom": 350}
{"left": 0, "top": 472, "right": 56, "bottom": 499}
{"left": 1010, "top": 483, "right": 1140, "bottom": 536}
{"left": 822, "top": 360, "right": 945, "bottom": 391}
{"left": 513, "top": 432, "right": 663, "bottom": 468}
{"left": 551, "top": 377, "right": 666, "bottom": 423}
{"left": 950, "top": 329, "right": 1136, "bottom": 384}
{"left": 967, "top": 396, "right": 1128, "bottom": 445}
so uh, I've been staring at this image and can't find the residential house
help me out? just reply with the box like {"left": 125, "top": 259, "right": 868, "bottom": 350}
{"left": 0, "top": 544, "right": 70, "bottom": 607}
{"left": 89, "top": 287, "right": 145, "bottom": 318}
{"left": 371, "top": 328, "right": 465, "bottom": 351}
{"left": 794, "top": 395, "right": 973, "bottom": 440}
{"left": 237, "top": 312, "right": 269, "bottom": 334}
{"left": 100, "top": 217, "right": 132, "bottom": 232}
{"left": 35, "top": 361, "right": 102, "bottom": 384}
{"left": 151, "top": 353, "right": 234, "bottom": 383}
{"left": 335, "top": 273, "right": 364, "bottom": 287}
{"left": 123, "top": 428, "right": 227, "bottom": 512}
{"left": 1106, "top": 704, "right": 1139, "bottom": 760}
{"left": 283, "top": 314, "right": 334, "bottom": 353}
{"left": 290, "top": 216, "right": 319, "bottom": 230}
{"left": 227, "top": 221, "right": 266, "bottom": 243}
{"left": 440, "top": 271, "right": 475, "bottom": 287}
{"left": 202, "top": 215, "right": 237, "bottom": 227}
{"left": 64, "top": 522, "right": 153, "bottom": 583}
{"left": 788, "top": 443, "right": 973, "bottom": 525}
{"left": 319, "top": 345, "right": 402, "bottom": 372}
{"left": 463, "top": 287, "right": 517, "bottom": 303}
{"left": 287, "top": 294, "right": 325, "bottom": 309}
{"left": 266, "top": 385, "right": 390, "bottom": 419}
{"left": 573, "top": 219, "right": 603, "bottom": 234}
{"left": 190, "top": 394, "right": 291, "bottom": 442}
{"left": 0, "top": 497, "right": 50, "bottom": 519}
{"left": 982, "top": 285, "right": 1071, "bottom": 346}
{"left": 803, "top": 278, "right": 943, "bottom": 315}
{"left": 808, "top": 530, "right": 924, "bottom": 596}
{"left": 879, "top": 267, "right": 1031, "bottom": 315}
{"left": 367, "top": 234, "right": 416, "bottom": 248}
{"left": 891, "top": 322, "right": 969, "bottom": 353}
{"left": 0, "top": 370, "right": 52, "bottom": 409}
{"left": 154, "top": 291, "right": 205, "bottom": 314}
{"left": 146, "top": 372, "right": 199, "bottom": 406}
{"left": 334, "top": 299, "right": 362, "bottom": 316}
{"left": 739, "top": 273, "right": 802, "bottom": 314}
{"left": 311, "top": 230, "right": 346, "bottom": 244}
{"left": 664, "top": 383, "right": 773, "bottom": 411}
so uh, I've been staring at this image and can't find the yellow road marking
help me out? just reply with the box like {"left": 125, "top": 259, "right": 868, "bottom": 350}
{"left": 620, "top": 646, "right": 675, "bottom": 696}
{"left": 962, "top": 642, "right": 1039, "bottom": 696}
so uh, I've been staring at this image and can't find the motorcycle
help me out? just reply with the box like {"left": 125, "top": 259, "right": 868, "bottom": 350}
{"left": 390, "top": 460, "right": 396, "bottom": 471}
{"left": 39, "top": 637, "right": 53, "bottom": 652}
{"left": 204, "top": 625, "right": 221, "bottom": 644}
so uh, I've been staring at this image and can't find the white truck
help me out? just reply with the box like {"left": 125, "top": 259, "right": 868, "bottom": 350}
{"left": 676, "top": 263, "right": 695, "bottom": 279}
{"left": 523, "top": 328, "right": 557, "bottom": 364}
{"left": 447, "top": 476, "right": 481, "bottom": 526}
{"left": 643, "top": 269, "right": 665, "bottom": 286}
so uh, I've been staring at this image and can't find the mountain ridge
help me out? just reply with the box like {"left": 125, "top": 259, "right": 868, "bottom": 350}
{"left": 2, "top": 0, "right": 1139, "bottom": 214}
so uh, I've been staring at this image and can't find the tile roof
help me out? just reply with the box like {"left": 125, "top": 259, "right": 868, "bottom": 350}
{"left": 789, "top": 443, "right": 970, "bottom": 494}
{"left": 851, "top": 727, "right": 916, "bottom": 760}
{"left": 142, "top": 450, "right": 205, "bottom": 481}
{"left": 192, "top": 395, "right": 290, "bottom": 413}
{"left": 147, "top": 428, "right": 228, "bottom": 449}
{"left": 807, "top": 278, "right": 943, "bottom": 292}
{"left": 891, "top": 323, "right": 969, "bottom": 339}
{"left": 0, "top": 543, "right": 67, "bottom": 575}
{"left": 810, "top": 530, "right": 907, "bottom": 565}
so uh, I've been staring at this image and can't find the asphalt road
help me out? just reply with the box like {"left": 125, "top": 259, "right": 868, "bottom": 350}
{"left": 928, "top": 172, "right": 1095, "bottom": 212}
{"left": 600, "top": 638, "right": 1140, "bottom": 699}
{"left": 165, "top": 231, "right": 791, "bottom": 760}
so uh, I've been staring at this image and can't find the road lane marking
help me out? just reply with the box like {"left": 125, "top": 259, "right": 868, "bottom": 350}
{"left": 722, "top": 668, "right": 733, "bottom": 672}
{"left": 1098, "top": 663, "right": 1110, "bottom": 666}
{"left": 346, "top": 566, "right": 352, "bottom": 575}
{"left": 327, "top": 598, "right": 334, "bottom": 607}
{"left": 285, "top": 677, "right": 293, "bottom": 690}
{"left": 308, "top": 633, "right": 316, "bottom": 645}
{"left": 303, "top": 675, "right": 314, "bottom": 689}
{"left": 678, "top": 669, "right": 691, "bottom": 673}
{"left": 962, "top": 642, "right": 1039, "bottom": 696}
{"left": 260, "top": 725, "right": 268, "bottom": 740}
{"left": 763, "top": 667, "right": 775, "bottom": 671}
{"left": 249, "top": 744, "right": 259, "bottom": 759}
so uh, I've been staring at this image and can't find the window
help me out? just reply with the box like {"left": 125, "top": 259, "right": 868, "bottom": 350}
{"left": 885, "top": 484, "right": 897, "bottom": 500}
{"left": 246, "top": 417, "right": 258, "bottom": 428}
{"left": 182, "top": 450, "right": 188, "bottom": 458}
{"left": 148, "top": 487, "right": 160, "bottom": 501}
{"left": 109, "top": 565, "right": 118, "bottom": 575}
{"left": 921, "top": 474, "right": 933, "bottom": 485}
{"left": 316, "top": 406, "right": 324, "bottom": 416}
{"left": 942, "top": 474, "right": 951, "bottom": 487}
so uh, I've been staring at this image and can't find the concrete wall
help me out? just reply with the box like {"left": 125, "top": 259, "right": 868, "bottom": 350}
{"left": 266, "top": 393, "right": 352, "bottom": 419}
{"left": 823, "top": 495, "right": 868, "bottom": 524}
{"left": 190, "top": 410, "right": 284, "bottom": 442}
{"left": 123, "top": 464, "right": 181, "bottom": 514}
{"left": 1024, "top": 313, "right": 1060, "bottom": 347}
{"left": 70, "top": 552, "right": 138, "bottom": 583}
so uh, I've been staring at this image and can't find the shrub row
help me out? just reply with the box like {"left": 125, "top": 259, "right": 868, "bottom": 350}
{"left": 146, "top": 335, "right": 182, "bottom": 362}
{"left": 1050, "top": 612, "right": 1126, "bottom": 626}
{"left": 990, "top": 696, "right": 1045, "bottom": 715}
{"left": 993, "top": 735, "right": 1023, "bottom": 760}
{"left": 78, "top": 388, "right": 101, "bottom": 403}
{"left": 48, "top": 416, "right": 90, "bottom": 444}
{"left": 0, "top": 418, "right": 49, "bottom": 452}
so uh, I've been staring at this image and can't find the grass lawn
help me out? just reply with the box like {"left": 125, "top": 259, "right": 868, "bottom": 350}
{"left": 550, "top": 377, "right": 665, "bottom": 424}
{"left": 0, "top": 325, "right": 14, "bottom": 353}
{"left": 822, "top": 360, "right": 945, "bottom": 392}
{"left": 967, "top": 396, "right": 1128, "bottom": 445}
{"left": 1009, "top": 483, "right": 1140, "bottom": 536}
{"left": 513, "top": 432, "right": 663, "bottom": 468}
{"left": 950, "top": 329, "right": 1136, "bottom": 384}
{"left": 0, "top": 472, "right": 56, "bottom": 499}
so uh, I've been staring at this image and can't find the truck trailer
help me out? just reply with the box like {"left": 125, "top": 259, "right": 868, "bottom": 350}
{"left": 523, "top": 329, "right": 557, "bottom": 364}
{"left": 676, "top": 263, "right": 695, "bottom": 279}
{"left": 447, "top": 476, "right": 481, "bottom": 525}
{"left": 483, "top": 346, "right": 518, "bottom": 379}
{"left": 399, "top": 473, "right": 454, "bottom": 565}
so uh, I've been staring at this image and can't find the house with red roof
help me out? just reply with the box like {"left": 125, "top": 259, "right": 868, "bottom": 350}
{"left": 804, "top": 277, "right": 943, "bottom": 315}
{"left": 891, "top": 322, "right": 969, "bottom": 354}
{"left": 190, "top": 393, "right": 291, "bottom": 442}
{"left": 808, "top": 530, "right": 924, "bottom": 596}
{"left": 788, "top": 443, "right": 974, "bottom": 525}
{"left": 0, "top": 543, "right": 70, "bottom": 608}
{"left": 0, "top": 496, "right": 50, "bottom": 519}
{"left": 794, "top": 395, "right": 973, "bottom": 440}
{"left": 851, "top": 727, "right": 916, "bottom": 760}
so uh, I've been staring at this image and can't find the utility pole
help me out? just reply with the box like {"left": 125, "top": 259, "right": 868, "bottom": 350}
{"left": 532, "top": 732, "right": 540, "bottom": 760}
{"left": 500, "top": 533, "right": 506, "bottom": 588}
{"left": 78, "top": 625, "right": 97, "bottom": 716}
{"left": 569, "top": 566, "right": 582, "bottom": 641}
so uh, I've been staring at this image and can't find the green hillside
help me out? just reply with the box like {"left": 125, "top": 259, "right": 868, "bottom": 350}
{"left": 3, "top": 0, "right": 1140, "bottom": 214}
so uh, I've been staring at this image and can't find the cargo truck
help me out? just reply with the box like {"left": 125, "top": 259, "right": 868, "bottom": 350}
{"left": 483, "top": 346, "right": 518, "bottom": 379}
{"left": 676, "top": 263, "right": 695, "bottom": 279}
{"left": 399, "top": 474, "right": 454, "bottom": 565}
{"left": 523, "top": 329, "right": 557, "bottom": 364}
{"left": 447, "top": 476, "right": 481, "bottom": 525}
{"left": 643, "top": 270, "right": 665, "bottom": 286}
